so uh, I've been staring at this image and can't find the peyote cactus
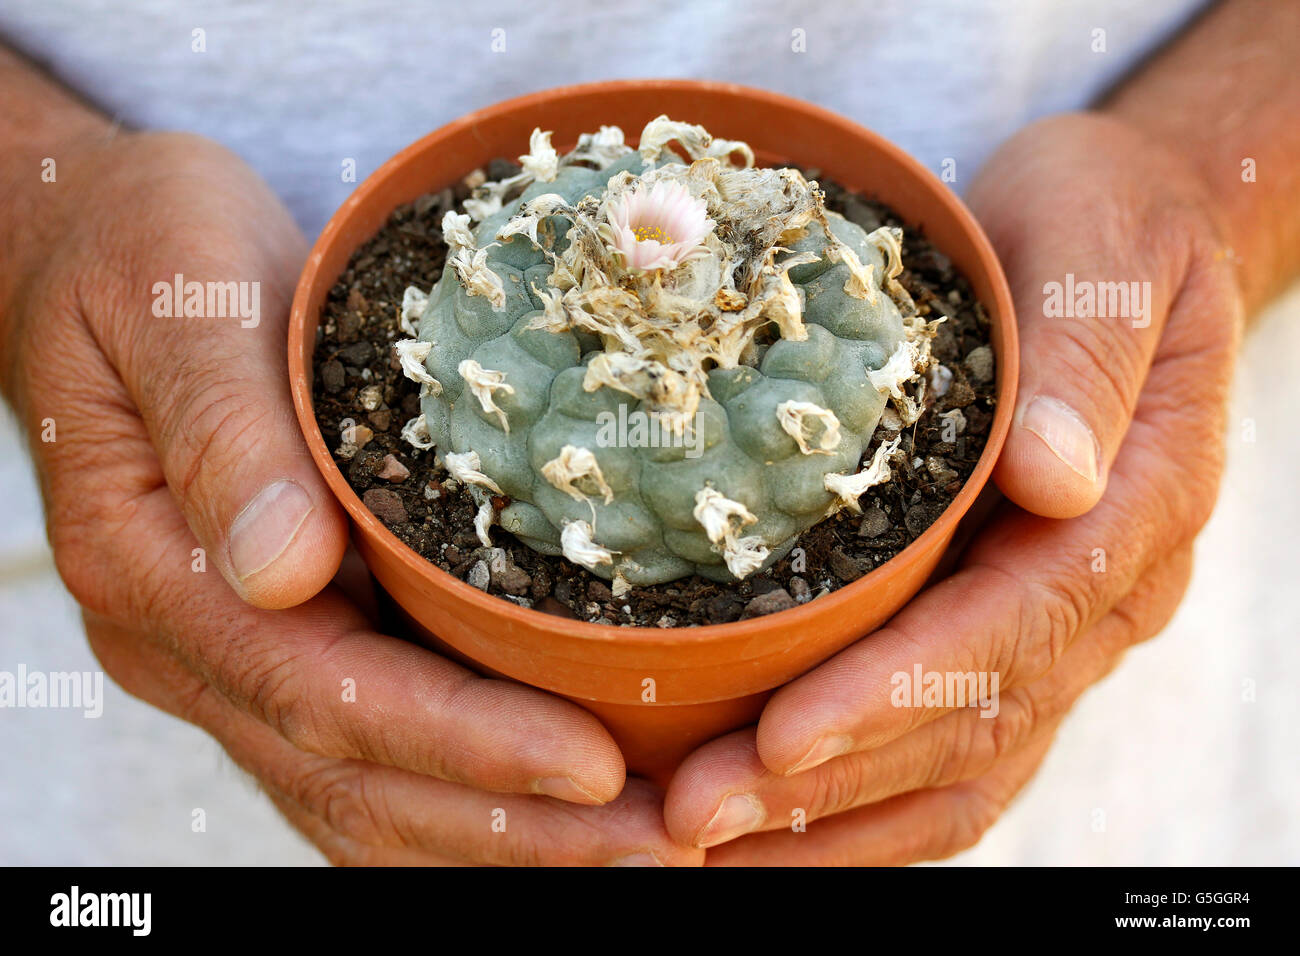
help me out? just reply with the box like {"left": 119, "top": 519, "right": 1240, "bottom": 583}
{"left": 395, "top": 117, "right": 940, "bottom": 591}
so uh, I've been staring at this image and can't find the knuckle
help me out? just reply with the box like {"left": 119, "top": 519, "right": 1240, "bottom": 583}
{"left": 809, "top": 753, "right": 871, "bottom": 819}
{"left": 1054, "top": 319, "right": 1142, "bottom": 420}
{"left": 289, "top": 760, "right": 391, "bottom": 846}
{"left": 1018, "top": 573, "right": 1088, "bottom": 677}
{"left": 939, "top": 789, "right": 1002, "bottom": 859}
{"left": 163, "top": 372, "right": 269, "bottom": 503}
{"left": 211, "top": 630, "right": 316, "bottom": 747}
{"left": 931, "top": 715, "right": 986, "bottom": 785}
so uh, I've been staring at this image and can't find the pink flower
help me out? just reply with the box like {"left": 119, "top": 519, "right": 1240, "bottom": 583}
{"left": 605, "top": 180, "right": 714, "bottom": 272}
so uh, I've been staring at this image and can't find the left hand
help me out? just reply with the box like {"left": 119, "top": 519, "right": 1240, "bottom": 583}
{"left": 663, "top": 112, "right": 1243, "bottom": 864}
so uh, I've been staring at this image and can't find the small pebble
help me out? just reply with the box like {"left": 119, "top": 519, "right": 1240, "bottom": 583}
{"left": 362, "top": 488, "right": 407, "bottom": 526}
{"left": 938, "top": 408, "right": 967, "bottom": 436}
{"left": 492, "top": 562, "right": 532, "bottom": 597}
{"left": 927, "top": 364, "right": 953, "bottom": 398}
{"left": 740, "top": 588, "right": 797, "bottom": 619}
{"left": 829, "top": 547, "right": 867, "bottom": 583}
{"left": 336, "top": 341, "right": 372, "bottom": 366}
{"left": 351, "top": 424, "right": 374, "bottom": 449}
{"left": 587, "top": 580, "right": 613, "bottom": 603}
{"left": 466, "top": 560, "right": 490, "bottom": 591}
{"left": 858, "top": 506, "right": 890, "bottom": 538}
{"left": 358, "top": 385, "right": 383, "bottom": 411}
{"left": 321, "top": 359, "right": 345, "bottom": 393}
{"left": 789, "top": 576, "right": 811, "bottom": 604}
{"left": 925, "top": 455, "right": 958, "bottom": 485}
{"left": 536, "top": 597, "right": 576, "bottom": 619}
{"left": 964, "top": 345, "right": 995, "bottom": 384}
{"left": 944, "top": 380, "right": 976, "bottom": 408}
{"left": 376, "top": 454, "right": 410, "bottom": 482}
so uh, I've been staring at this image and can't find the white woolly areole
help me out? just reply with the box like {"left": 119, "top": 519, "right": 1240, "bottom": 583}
{"left": 638, "top": 116, "right": 754, "bottom": 168}
{"left": 519, "top": 128, "right": 559, "bottom": 183}
{"left": 776, "top": 400, "right": 842, "bottom": 455}
{"left": 869, "top": 340, "right": 921, "bottom": 400}
{"left": 441, "top": 211, "right": 477, "bottom": 256}
{"left": 443, "top": 450, "right": 503, "bottom": 495}
{"left": 472, "top": 493, "right": 496, "bottom": 548}
{"left": 394, "top": 339, "right": 441, "bottom": 395}
{"left": 692, "top": 487, "right": 757, "bottom": 544}
{"left": 458, "top": 359, "right": 515, "bottom": 432}
{"left": 400, "top": 413, "right": 435, "bottom": 451}
{"left": 400, "top": 286, "right": 427, "bottom": 336}
{"left": 570, "top": 125, "right": 630, "bottom": 167}
{"left": 541, "top": 445, "right": 615, "bottom": 505}
{"left": 692, "top": 487, "right": 769, "bottom": 579}
{"left": 721, "top": 535, "right": 771, "bottom": 580}
{"left": 560, "top": 519, "right": 615, "bottom": 570}
{"left": 824, "top": 436, "right": 903, "bottom": 513}
{"left": 448, "top": 245, "right": 506, "bottom": 311}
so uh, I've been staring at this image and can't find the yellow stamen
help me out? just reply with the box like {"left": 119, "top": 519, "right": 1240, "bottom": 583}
{"left": 632, "top": 223, "right": 675, "bottom": 244}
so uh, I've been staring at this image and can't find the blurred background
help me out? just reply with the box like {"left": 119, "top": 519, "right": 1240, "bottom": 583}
{"left": 1, "top": 0, "right": 1296, "bottom": 864}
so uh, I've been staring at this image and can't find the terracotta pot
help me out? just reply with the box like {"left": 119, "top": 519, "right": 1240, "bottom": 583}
{"left": 289, "top": 79, "right": 1018, "bottom": 785}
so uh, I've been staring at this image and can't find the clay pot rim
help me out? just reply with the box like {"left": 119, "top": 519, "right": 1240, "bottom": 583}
{"left": 288, "top": 78, "right": 1018, "bottom": 646}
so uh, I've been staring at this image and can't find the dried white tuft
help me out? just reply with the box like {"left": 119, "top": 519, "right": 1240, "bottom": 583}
{"left": 776, "top": 400, "right": 842, "bottom": 455}
{"left": 400, "top": 413, "right": 435, "bottom": 451}
{"left": 448, "top": 246, "right": 506, "bottom": 311}
{"left": 721, "top": 535, "right": 770, "bottom": 580}
{"left": 692, "top": 487, "right": 757, "bottom": 545}
{"left": 443, "top": 450, "right": 503, "bottom": 495}
{"left": 541, "top": 445, "right": 615, "bottom": 505}
{"left": 824, "top": 436, "right": 903, "bottom": 513}
{"left": 560, "top": 519, "right": 615, "bottom": 570}
{"left": 399, "top": 286, "right": 428, "bottom": 336}
{"left": 473, "top": 495, "right": 496, "bottom": 548}
{"left": 394, "top": 339, "right": 441, "bottom": 395}
{"left": 518, "top": 128, "right": 558, "bottom": 183}
{"left": 458, "top": 359, "right": 515, "bottom": 432}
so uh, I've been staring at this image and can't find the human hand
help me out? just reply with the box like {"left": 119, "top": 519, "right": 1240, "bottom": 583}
{"left": 662, "top": 112, "right": 1242, "bottom": 864}
{"left": 0, "top": 129, "right": 700, "bottom": 865}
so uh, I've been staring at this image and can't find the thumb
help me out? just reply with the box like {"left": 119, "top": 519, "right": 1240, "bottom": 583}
{"left": 96, "top": 140, "right": 347, "bottom": 609}
{"left": 966, "top": 114, "right": 1200, "bottom": 519}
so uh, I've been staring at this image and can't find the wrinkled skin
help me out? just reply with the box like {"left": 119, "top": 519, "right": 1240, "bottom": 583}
{"left": 662, "top": 113, "right": 1243, "bottom": 863}
{"left": 1, "top": 110, "right": 1241, "bottom": 865}
{"left": 1, "top": 131, "right": 700, "bottom": 866}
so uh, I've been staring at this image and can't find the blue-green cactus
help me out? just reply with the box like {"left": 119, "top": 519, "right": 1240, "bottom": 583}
{"left": 396, "top": 118, "right": 935, "bottom": 590}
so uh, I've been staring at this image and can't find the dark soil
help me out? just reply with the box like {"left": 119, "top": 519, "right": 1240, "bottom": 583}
{"left": 312, "top": 162, "right": 997, "bottom": 626}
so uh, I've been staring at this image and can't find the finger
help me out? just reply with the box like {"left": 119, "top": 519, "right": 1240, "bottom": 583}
{"left": 60, "top": 423, "right": 627, "bottom": 803}
{"left": 86, "top": 613, "right": 698, "bottom": 866}
{"left": 752, "top": 280, "right": 1235, "bottom": 779}
{"left": 73, "top": 133, "right": 345, "bottom": 608}
{"left": 705, "top": 729, "right": 1056, "bottom": 866}
{"left": 968, "top": 113, "right": 1218, "bottom": 518}
{"left": 666, "top": 546, "right": 1193, "bottom": 847}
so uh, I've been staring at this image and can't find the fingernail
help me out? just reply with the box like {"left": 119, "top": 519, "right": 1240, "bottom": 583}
{"left": 533, "top": 775, "right": 604, "bottom": 805}
{"left": 1021, "top": 396, "right": 1100, "bottom": 483}
{"left": 697, "top": 793, "right": 765, "bottom": 848}
{"left": 786, "top": 733, "right": 853, "bottom": 775}
{"left": 608, "top": 851, "right": 664, "bottom": 867}
{"left": 228, "top": 479, "right": 315, "bottom": 581}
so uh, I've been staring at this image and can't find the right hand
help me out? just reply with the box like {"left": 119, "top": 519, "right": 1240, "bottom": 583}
{"left": 1, "top": 128, "right": 699, "bottom": 865}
